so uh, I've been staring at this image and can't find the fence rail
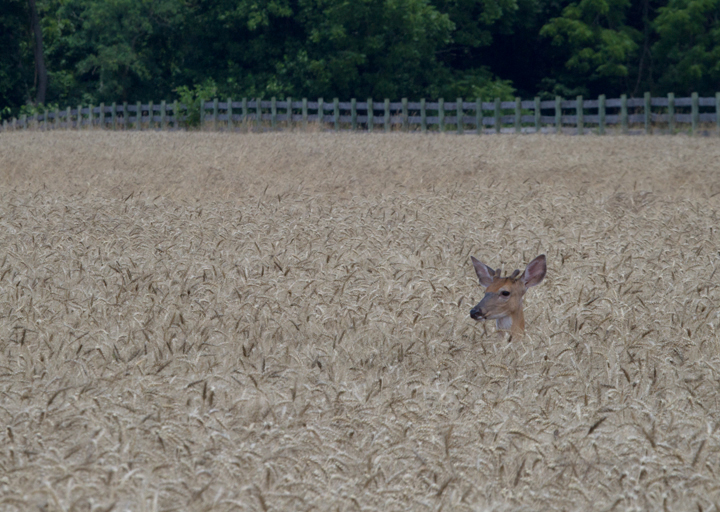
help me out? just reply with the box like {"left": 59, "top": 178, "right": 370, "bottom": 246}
{"left": 3, "top": 93, "right": 720, "bottom": 135}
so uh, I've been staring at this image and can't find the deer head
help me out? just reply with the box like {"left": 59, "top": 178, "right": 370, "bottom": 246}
{"left": 469, "top": 254, "right": 546, "bottom": 338}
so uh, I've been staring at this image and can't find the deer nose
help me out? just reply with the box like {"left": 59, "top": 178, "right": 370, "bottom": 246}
{"left": 470, "top": 306, "right": 484, "bottom": 320}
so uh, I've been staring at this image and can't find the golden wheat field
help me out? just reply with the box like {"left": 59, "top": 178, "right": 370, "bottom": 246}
{"left": 1, "top": 130, "right": 720, "bottom": 511}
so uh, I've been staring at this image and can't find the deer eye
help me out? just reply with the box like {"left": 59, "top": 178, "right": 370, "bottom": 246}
{"left": 501, "top": 290, "right": 511, "bottom": 297}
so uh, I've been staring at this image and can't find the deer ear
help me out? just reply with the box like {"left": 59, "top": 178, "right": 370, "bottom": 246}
{"left": 522, "top": 254, "right": 546, "bottom": 288}
{"left": 471, "top": 256, "right": 495, "bottom": 287}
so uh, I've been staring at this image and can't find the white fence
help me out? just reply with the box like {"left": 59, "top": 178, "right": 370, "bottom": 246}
{"left": 3, "top": 93, "right": 720, "bottom": 135}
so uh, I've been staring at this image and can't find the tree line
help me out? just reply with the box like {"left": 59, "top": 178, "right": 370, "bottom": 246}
{"left": 2, "top": 0, "right": 719, "bottom": 118}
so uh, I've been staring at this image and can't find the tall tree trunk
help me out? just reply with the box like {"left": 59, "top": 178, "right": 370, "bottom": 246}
{"left": 28, "top": 0, "right": 47, "bottom": 105}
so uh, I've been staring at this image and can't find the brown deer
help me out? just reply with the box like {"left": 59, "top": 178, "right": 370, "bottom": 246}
{"left": 470, "top": 255, "right": 546, "bottom": 338}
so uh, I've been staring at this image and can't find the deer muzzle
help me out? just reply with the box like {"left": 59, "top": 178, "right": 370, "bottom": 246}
{"left": 470, "top": 304, "right": 486, "bottom": 321}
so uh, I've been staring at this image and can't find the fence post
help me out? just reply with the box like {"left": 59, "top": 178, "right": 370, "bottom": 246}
{"left": 172, "top": 100, "right": 179, "bottom": 129}
{"left": 87, "top": 103, "right": 94, "bottom": 130}
{"left": 21, "top": 114, "right": 27, "bottom": 130}
{"left": 668, "top": 93, "right": 674, "bottom": 134}
{"left": 367, "top": 98, "right": 373, "bottom": 132}
{"left": 555, "top": 96, "right": 562, "bottom": 134}
{"left": 256, "top": 97, "right": 263, "bottom": 131}
{"left": 716, "top": 92, "right": 720, "bottom": 136}
{"left": 101, "top": 103, "right": 107, "bottom": 129}
{"left": 420, "top": 99, "right": 426, "bottom": 132}
{"left": 238, "top": 98, "right": 244, "bottom": 129}
{"left": 515, "top": 97, "right": 521, "bottom": 133}
{"left": 302, "top": 98, "right": 308, "bottom": 128}
{"left": 66, "top": 107, "right": 71, "bottom": 130}
{"left": 494, "top": 97, "right": 501, "bottom": 134}
{"left": 439, "top": 98, "right": 445, "bottom": 132}
{"left": 240, "top": 98, "right": 247, "bottom": 130}
{"left": 210, "top": 98, "right": 217, "bottom": 130}
{"left": 384, "top": 99, "right": 390, "bottom": 132}
{"left": 285, "top": 97, "right": 290, "bottom": 129}
{"left": 157, "top": 100, "right": 164, "bottom": 131}
{"left": 271, "top": 97, "right": 277, "bottom": 130}
{"left": 333, "top": 98, "right": 339, "bottom": 131}
{"left": 53, "top": 107, "right": 59, "bottom": 130}
{"left": 691, "top": 92, "right": 698, "bottom": 135}
{"left": 576, "top": 95, "right": 583, "bottom": 135}
{"left": 457, "top": 98, "right": 463, "bottom": 134}
{"left": 122, "top": 102, "right": 128, "bottom": 129}
{"left": 149, "top": 102, "right": 155, "bottom": 129}
{"left": 644, "top": 92, "right": 651, "bottom": 134}
{"left": 620, "top": 94, "right": 628, "bottom": 134}
{"left": 402, "top": 98, "right": 409, "bottom": 132}
{"left": 351, "top": 98, "right": 357, "bottom": 131}
{"left": 136, "top": 101, "right": 142, "bottom": 130}
{"left": 598, "top": 95, "right": 606, "bottom": 135}
{"left": 534, "top": 97, "right": 540, "bottom": 134}
{"left": 476, "top": 98, "right": 482, "bottom": 135}
{"left": 317, "top": 98, "right": 323, "bottom": 129}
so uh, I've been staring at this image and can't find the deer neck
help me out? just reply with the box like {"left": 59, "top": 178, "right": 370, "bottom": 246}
{"left": 495, "top": 308, "right": 525, "bottom": 337}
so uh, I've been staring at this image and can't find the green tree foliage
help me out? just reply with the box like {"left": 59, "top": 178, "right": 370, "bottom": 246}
{"left": 540, "top": 0, "right": 642, "bottom": 95}
{"left": 1, "top": 0, "right": 719, "bottom": 118}
{"left": 177, "top": 0, "right": 299, "bottom": 98}
{"left": 430, "top": 0, "right": 521, "bottom": 98}
{"left": 291, "top": 0, "right": 455, "bottom": 99}
{"left": 653, "top": 0, "right": 720, "bottom": 94}
{"left": 0, "top": 0, "right": 34, "bottom": 111}
{"left": 40, "top": 0, "right": 187, "bottom": 104}
{"left": 433, "top": 0, "right": 519, "bottom": 52}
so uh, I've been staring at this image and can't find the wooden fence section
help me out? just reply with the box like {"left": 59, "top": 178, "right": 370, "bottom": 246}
{"left": 3, "top": 93, "right": 720, "bottom": 135}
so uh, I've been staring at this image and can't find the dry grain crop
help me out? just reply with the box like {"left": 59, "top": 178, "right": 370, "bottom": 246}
{"left": 1, "top": 131, "right": 720, "bottom": 511}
